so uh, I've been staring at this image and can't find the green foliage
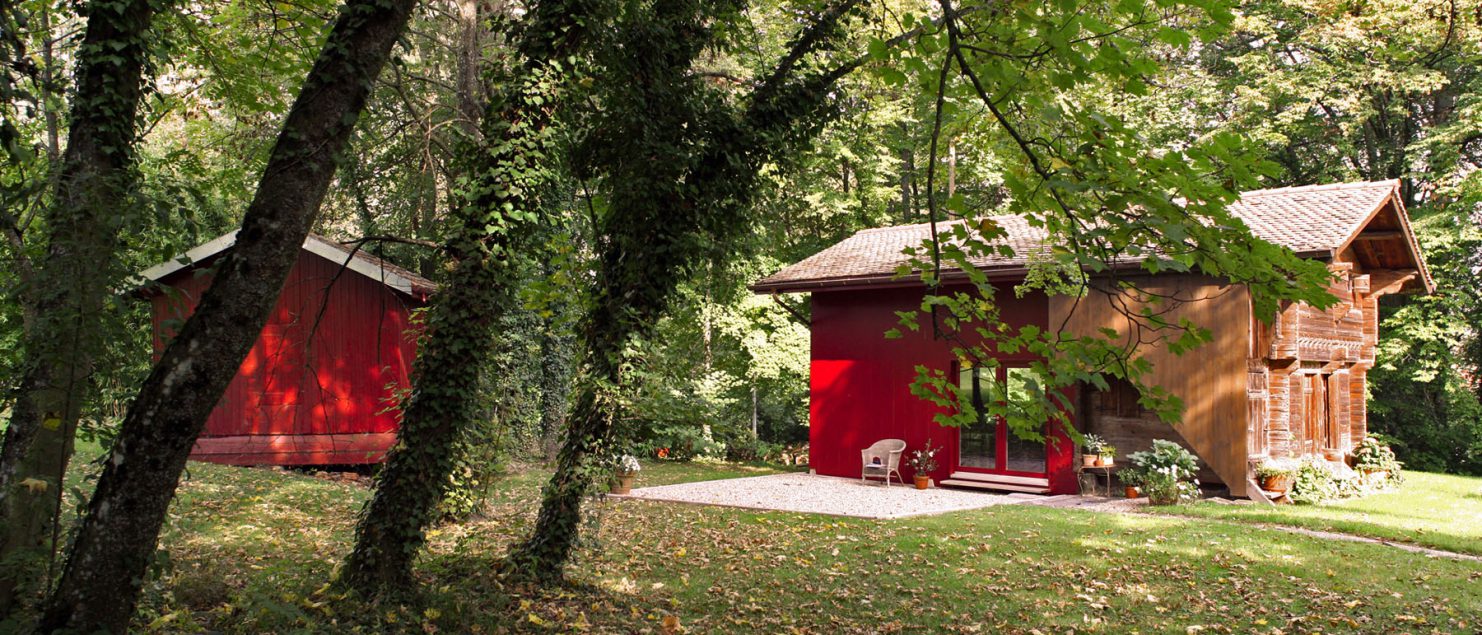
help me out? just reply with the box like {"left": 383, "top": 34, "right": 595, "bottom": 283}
{"left": 1116, "top": 466, "right": 1146, "bottom": 488}
{"left": 644, "top": 425, "right": 725, "bottom": 463}
{"left": 720, "top": 433, "right": 780, "bottom": 463}
{"left": 1369, "top": 205, "right": 1482, "bottom": 475}
{"left": 1125, "top": 440, "right": 1199, "bottom": 475}
{"left": 1288, "top": 459, "right": 1343, "bottom": 505}
{"left": 1351, "top": 436, "right": 1404, "bottom": 486}
{"left": 1137, "top": 0, "right": 1482, "bottom": 476}
{"left": 1253, "top": 457, "right": 1300, "bottom": 480}
{"left": 881, "top": 0, "right": 1337, "bottom": 446}
{"left": 1126, "top": 440, "right": 1200, "bottom": 504}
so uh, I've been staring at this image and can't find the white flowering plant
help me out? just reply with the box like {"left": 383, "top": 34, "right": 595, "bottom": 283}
{"left": 616, "top": 454, "right": 642, "bottom": 475}
{"left": 1126, "top": 440, "right": 1200, "bottom": 504}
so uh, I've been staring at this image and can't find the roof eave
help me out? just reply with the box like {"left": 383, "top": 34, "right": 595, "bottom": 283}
{"left": 136, "top": 230, "right": 438, "bottom": 300}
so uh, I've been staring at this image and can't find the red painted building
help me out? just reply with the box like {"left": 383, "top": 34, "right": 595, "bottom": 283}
{"left": 140, "top": 231, "right": 434, "bottom": 465}
{"left": 755, "top": 181, "right": 1431, "bottom": 497}
{"left": 806, "top": 284, "right": 1078, "bottom": 494}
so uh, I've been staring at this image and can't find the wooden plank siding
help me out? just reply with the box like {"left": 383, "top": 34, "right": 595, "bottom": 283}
{"left": 1050, "top": 274, "right": 1251, "bottom": 496}
{"left": 150, "top": 249, "right": 424, "bottom": 465}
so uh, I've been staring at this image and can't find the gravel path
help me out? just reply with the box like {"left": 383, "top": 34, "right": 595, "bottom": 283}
{"left": 619, "top": 473, "right": 1037, "bottom": 519}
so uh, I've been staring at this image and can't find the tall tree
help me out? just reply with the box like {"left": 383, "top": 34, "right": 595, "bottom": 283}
{"left": 507, "top": 0, "right": 868, "bottom": 579}
{"left": 36, "top": 0, "right": 420, "bottom": 629}
{"left": 340, "top": 0, "right": 604, "bottom": 593}
{"left": 0, "top": 0, "right": 169, "bottom": 614}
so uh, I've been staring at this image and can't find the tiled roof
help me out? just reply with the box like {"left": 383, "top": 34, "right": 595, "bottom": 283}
{"left": 754, "top": 180, "right": 1413, "bottom": 292}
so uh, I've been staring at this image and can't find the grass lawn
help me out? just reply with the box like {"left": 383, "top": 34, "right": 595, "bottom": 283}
{"left": 1147, "top": 471, "right": 1482, "bottom": 557}
{"left": 41, "top": 451, "right": 1482, "bottom": 633}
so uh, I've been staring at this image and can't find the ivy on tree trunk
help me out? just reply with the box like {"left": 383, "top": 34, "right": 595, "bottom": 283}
{"left": 338, "top": 0, "right": 604, "bottom": 594}
{"left": 36, "top": 0, "right": 419, "bottom": 630}
{"left": 0, "top": 0, "right": 168, "bottom": 616}
{"left": 507, "top": 0, "right": 865, "bottom": 581}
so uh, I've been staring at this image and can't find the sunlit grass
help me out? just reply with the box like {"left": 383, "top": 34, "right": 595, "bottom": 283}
{"left": 1151, "top": 471, "right": 1482, "bottom": 556}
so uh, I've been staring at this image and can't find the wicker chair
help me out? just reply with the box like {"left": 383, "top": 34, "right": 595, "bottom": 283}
{"left": 861, "top": 439, "right": 907, "bottom": 487}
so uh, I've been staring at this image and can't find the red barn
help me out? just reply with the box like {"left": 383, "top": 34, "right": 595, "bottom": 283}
{"left": 754, "top": 181, "right": 1432, "bottom": 497}
{"left": 140, "top": 231, "right": 434, "bottom": 465}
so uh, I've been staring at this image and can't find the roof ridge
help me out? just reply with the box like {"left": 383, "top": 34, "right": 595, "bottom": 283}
{"left": 857, "top": 214, "right": 1035, "bottom": 234}
{"left": 1239, "top": 179, "right": 1398, "bottom": 197}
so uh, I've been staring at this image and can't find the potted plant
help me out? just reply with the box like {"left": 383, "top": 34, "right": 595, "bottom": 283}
{"left": 1351, "top": 436, "right": 1402, "bottom": 486}
{"left": 1125, "top": 440, "right": 1200, "bottom": 505}
{"left": 1118, "top": 467, "right": 1145, "bottom": 498}
{"left": 1096, "top": 444, "right": 1117, "bottom": 467}
{"left": 907, "top": 439, "right": 940, "bottom": 490}
{"left": 611, "top": 454, "right": 641, "bottom": 495}
{"left": 1082, "top": 434, "right": 1106, "bottom": 467}
{"left": 1254, "top": 458, "right": 1299, "bottom": 494}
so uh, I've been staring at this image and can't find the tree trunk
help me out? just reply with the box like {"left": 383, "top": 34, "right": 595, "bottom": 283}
{"left": 453, "top": 0, "right": 483, "bottom": 136}
{"left": 0, "top": 0, "right": 164, "bottom": 615}
{"left": 339, "top": 0, "right": 601, "bottom": 594}
{"left": 36, "top": 0, "right": 417, "bottom": 630}
{"left": 506, "top": 0, "right": 863, "bottom": 581}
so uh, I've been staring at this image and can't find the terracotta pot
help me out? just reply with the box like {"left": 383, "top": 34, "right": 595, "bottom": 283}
{"left": 1322, "top": 448, "right": 1344, "bottom": 462}
{"left": 914, "top": 475, "right": 930, "bottom": 490}
{"left": 611, "top": 473, "right": 635, "bottom": 495}
{"left": 1124, "top": 486, "right": 1140, "bottom": 499}
{"left": 1260, "top": 474, "right": 1294, "bottom": 493}
{"left": 1083, "top": 454, "right": 1098, "bottom": 467}
{"left": 1096, "top": 456, "right": 1114, "bottom": 467}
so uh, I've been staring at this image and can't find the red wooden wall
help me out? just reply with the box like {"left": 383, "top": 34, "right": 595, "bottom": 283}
{"left": 150, "top": 250, "right": 423, "bottom": 465}
{"left": 809, "top": 284, "right": 1077, "bottom": 494}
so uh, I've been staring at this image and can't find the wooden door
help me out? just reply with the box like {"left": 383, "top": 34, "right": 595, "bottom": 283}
{"left": 1302, "top": 373, "right": 1333, "bottom": 453}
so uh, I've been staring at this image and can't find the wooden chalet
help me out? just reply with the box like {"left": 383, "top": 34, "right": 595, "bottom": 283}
{"left": 753, "top": 180, "right": 1433, "bottom": 498}
{"left": 140, "top": 231, "right": 435, "bottom": 465}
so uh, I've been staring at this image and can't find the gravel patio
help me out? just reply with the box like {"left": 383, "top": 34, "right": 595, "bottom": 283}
{"left": 618, "top": 472, "right": 1053, "bottom": 519}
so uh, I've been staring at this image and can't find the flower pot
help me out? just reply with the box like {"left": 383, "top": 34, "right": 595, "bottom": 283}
{"left": 1322, "top": 448, "right": 1344, "bottom": 462}
{"left": 611, "top": 473, "right": 635, "bottom": 495}
{"left": 914, "top": 475, "right": 930, "bottom": 490}
{"left": 1124, "top": 486, "right": 1140, "bottom": 499}
{"left": 1259, "top": 474, "right": 1293, "bottom": 493}
{"left": 1082, "top": 454, "right": 1098, "bottom": 468}
{"left": 1096, "top": 456, "right": 1114, "bottom": 467}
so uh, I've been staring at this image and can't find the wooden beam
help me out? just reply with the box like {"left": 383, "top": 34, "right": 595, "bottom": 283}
{"left": 1365, "top": 269, "right": 1419, "bottom": 296}
{"left": 1353, "top": 231, "right": 1404, "bottom": 240}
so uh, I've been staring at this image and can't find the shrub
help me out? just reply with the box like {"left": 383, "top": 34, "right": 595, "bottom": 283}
{"left": 1289, "top": 458, "right": 1341, "bottom": 504}
{"left": 648, "top": 424, "right": 724, "bottom": 462}
{"left": 1352, "top": 435, "right": 1404, "bottom": 487}
{"left": 723, "top": 434, "right": 780, "bottom": 462}
{"left": 1126, "top": 440, "right": 1200, "bottom": 504}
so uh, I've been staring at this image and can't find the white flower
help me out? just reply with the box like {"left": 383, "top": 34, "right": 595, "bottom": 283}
{"left": 618, "top": 454, "right": 641, "bottom": 474}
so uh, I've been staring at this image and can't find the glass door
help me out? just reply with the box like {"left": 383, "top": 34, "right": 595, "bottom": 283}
{"left": 958, "top": 366, "right": 997, "bottom": 469}
{"left": 956, "top": 364, "right": 1048, "bottom": 476}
